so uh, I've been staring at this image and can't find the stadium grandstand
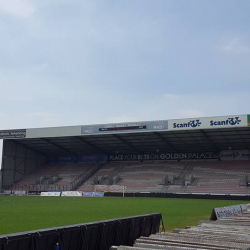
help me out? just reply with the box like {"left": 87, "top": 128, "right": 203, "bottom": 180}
{"left": 1, "top": 114, "right": 250, "bottom": 197}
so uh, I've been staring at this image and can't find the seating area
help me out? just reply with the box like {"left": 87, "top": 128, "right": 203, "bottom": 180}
{"left": 185, "top": 161, "right": 250, "bottom": 194}
{"left": 12, "top": 162, "right": 96, "bottom": 191}
{"left": 12, "top": 163, "right": 66, "bottom": 190}
{"left": 79, "top": 160, "right": 250, "bottom": 195}
{"left": 53, "top": 163, "right": 95, "bottom": 186}
{"left": 79, "top": 161, "right": 196, "bottom": 193}
{"left": 121, "top": 162, "right": 180, "bottom": 190}
{"left": 10, "top": 159, "right": 250, "bottom": 195}
{"left": 78, "top": 161, "right": 185, "bottom": 192}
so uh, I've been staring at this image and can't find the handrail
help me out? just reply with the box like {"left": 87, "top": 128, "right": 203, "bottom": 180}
{"left": 71, "top": 162, "right": 105, "bottom": 190}
{"left": 71, "top": 155, "right": 107, "bottom": 190}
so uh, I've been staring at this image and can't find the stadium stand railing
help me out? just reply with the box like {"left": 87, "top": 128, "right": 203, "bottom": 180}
{"left": 71, "top": 162, "right": 106, "bottom": 190}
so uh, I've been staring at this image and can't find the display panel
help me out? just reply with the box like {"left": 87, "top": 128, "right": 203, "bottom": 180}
{"left": 0, "top": 129, "right": 26, "bottom": 139}
{"left": 81, "top": 121, "right": 167, "bottom": 135}
{"left": 99, "top": 125, "right": 146, "bottom": 132}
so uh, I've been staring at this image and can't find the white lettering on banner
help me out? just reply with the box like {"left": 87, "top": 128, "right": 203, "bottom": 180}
{"left": 169, "top": 115, "right": 247, "bottom": 130}
{"left": 104, "top": 123, "right": 138, "bottom": 128}
{"left": 61, "top": 191, "right": 82, "bottom": 197}
{"left": 14, "top": 190, "right": 27, "bottom": 195}
{"left": 220, "top": 150, "right": 250, "bottom": 160}
{"left": 81, "top": 121, "right": 167, "bottom": 135}
{"left": 109, "top": 152, "right": 218, "bottom": 161}
{"left": 82, "top": 192, "right": 104, "bottom": 197}
{"left": 83, "top": 127, "right": 94, "bottom": 134}
{"left": 124, "top": 155, "right": 137, "bottom": 160}
{"left": 159, "top": 152, "right": 216, "bottom": 160}
{"left": 40, "top": 192, "right": 61, "bottom": 197}
{"left": 0, "top": 129, "right": 26, "bottom": 139}
{"left": 153, "top": 125, "right": 163, "bottom": 130}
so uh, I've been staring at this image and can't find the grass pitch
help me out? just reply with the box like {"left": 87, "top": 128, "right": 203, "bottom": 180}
{"left": 0, "top": 196, "right": 248, "bottom": 235}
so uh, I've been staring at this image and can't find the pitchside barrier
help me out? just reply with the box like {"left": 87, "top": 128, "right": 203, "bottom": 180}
{"left": 105, "top": 191, "right": 250, "bottom": 200}
{"left": 0, "top": 213, "right": 163, "bottom": 250}
{"left": 40, "top": 191, "right": 61, "bottom": 197}
{"left": 40, "top": 191, "right": 105, "bottom": 197}
{"left": 61, "top": 191, "right": 82, "bottom": 197}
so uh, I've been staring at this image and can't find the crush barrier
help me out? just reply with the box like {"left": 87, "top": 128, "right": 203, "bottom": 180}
{"left": 0, "top": 213, "right": 163, "bottom": 250}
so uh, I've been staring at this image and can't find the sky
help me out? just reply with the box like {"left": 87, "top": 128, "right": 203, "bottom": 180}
{"left": 0, "top": 0, "right": 250, "bottom": 162}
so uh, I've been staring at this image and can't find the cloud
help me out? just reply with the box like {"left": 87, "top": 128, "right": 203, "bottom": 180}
{"left": 105, "top": 116, "right": 139, "bottom": 124}
{"left": 25, "top": 112, "right": 56, "bottom": 117}
{"left": 7, "top": 96, "right": 34, "bottom": 101}
{"left": 222, "top": 38, "right": 250, "bottom": 54}
{"left": 161, "top": 94, "right": 204, "bottom": 118}
{"left": 178, "top": 109, "right": 204, "bottom": 118}
{"left": 132, "top": 91, "right": 248, "bottom": 121}
{"left": 0, "top": 0, "right": 35, "bottom": 17}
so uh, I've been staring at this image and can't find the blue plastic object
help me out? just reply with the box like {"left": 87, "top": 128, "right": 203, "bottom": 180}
{"left": 55, "top": 242, "right": 59, "bottom": 250}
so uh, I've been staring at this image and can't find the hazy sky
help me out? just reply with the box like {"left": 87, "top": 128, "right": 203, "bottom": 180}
{"left": 0, "top": 0, "right": 250, "bottom": 160}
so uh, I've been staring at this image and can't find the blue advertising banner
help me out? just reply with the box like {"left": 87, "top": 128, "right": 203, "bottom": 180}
{"left": 83, "top": 192, "right": 95, "bottom": 197}
{"left": 82, "top": 192, "right": 104, "bottom": 197}
{"left": 47, "top": 155, "right": 107, "bottom": 163}
{"left": 95, "top": 192, "right": 104, "bottom": 197}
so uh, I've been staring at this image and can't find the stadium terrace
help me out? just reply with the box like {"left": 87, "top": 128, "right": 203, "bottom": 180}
{"left": 0, "top": 114, "right": 250, "bottom": 197}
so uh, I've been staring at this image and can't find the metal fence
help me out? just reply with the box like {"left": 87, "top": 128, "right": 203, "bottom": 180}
{"left": 0, "top": 213, "right": 163, "bottom": 250}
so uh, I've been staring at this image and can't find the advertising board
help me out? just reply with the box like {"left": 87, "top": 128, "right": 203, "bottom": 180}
{"left": 81, "top": 121, "right": 168, "bottom": 135}
{"left": 14, "top": 190, "right": 27, "bottom": 195}
{"left": 220, "top": 150, "right": 250, "bottom": 161}
{"left": 94, "top": 192, "right": 104, "bottom": 197}
{"left": 109, "top": 151, "right": 218, "bottom": 161}
{"left": 210, "top": 204, "right": 248, "bottom": 220}
{"left": 82, "top": 192, "right": 104, "bottom": 197}
{"left": 61, "top": 191, "right": 82, "bottom": 197}
{"left": 40, "top": 192, "right": 61, "bottom": 197}
{"left": 168, "top": 115, "right": 247, "bottom": 131}
{"left": 109, "top": 151, "right": 250, "bottom": 162}
{"left": 0, "top": 129, "right": 26, "bottom": 139}
{"left": 47, "top": 155, "right": 107, "bottom": 163}
{"left": 83, "top": 192, "right": 95, "bottom": 197}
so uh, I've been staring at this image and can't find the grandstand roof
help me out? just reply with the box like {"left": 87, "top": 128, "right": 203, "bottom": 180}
{"left": 1, "top": 114, "right": 250, "bottom": 156}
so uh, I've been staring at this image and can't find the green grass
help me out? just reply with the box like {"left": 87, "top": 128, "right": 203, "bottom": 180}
{"left": 0, "top": 196, "right": 248, "bottom": 235}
